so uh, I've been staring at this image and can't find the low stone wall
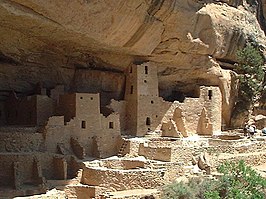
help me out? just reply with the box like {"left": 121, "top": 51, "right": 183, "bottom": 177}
{"left": 81, "top": 167, "right": 164, "bottom": 191}
{"left": 206, "top": 140, "right": 266, "bottom": 154}
{"left": 104, "top": 189, "right": 161, "bottom": 199}
{"left": 208, "top": 138, "right": 248, "bottom": 147}
{"left": 214, "top": 152, "right": 266, "bottom": 168}
{"left": 66, "top": 184, "right": 106, "bottom": 199}
{"left": 138, "top": 143, "right": 172, "bottom": 161}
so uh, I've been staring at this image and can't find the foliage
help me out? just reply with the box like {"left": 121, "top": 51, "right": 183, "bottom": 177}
{"left": 161, "top": 180, "right": 197, "bottom": 199}
{"left": 217, "top": 160, "right": 266, "bottom": 199}
{"left": 161, "top": 177, "right": 220, "bottom": 199}
{"left": 162, "top": 160, "right": 266, "bottom": 199}
{"left": 236, "top": 43, "right": 265, "bottom": 103}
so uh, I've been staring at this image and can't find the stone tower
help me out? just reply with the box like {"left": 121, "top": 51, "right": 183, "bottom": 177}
{"left": 199, "top": 86, "right": 222, "bottom": 134}
{"left": 125, "top": 62, "right": 161, "bottom": 136}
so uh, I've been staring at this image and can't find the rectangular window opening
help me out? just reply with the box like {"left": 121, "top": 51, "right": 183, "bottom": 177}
{"left": 146, "top": 117, "right": 151, "bottom": 126}
{"left": 145, "top": 66, "right": 148, "bottom": 74}
{"left": 81, "top": 121, "right": 86, "bottom": 129}
{"left": 130, "top": 85, "right": 133, "bottom": 94}
{"left": 109, "top": 122, "right": 114, "bottom": 129}
{"left": 208, "top": 90, "right": 213, "bottom": 100}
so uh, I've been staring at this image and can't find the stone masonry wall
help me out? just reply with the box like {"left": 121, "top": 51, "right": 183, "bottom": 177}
{"left": 57, "top": 94, "right": 76, "bottom": 122}
{"left": 81, "top": 167, "right": 164, "bottom": 191}
{"left": 138, "top": 143, "right": 172, "bottom": 162}
{"left": 5, "top": 94, "right": 55, "bottom": 126}
{"left": 0, "top": 132, "right": 43, "bottom": 152}
{"left": 36, "top": 95, "right": 55, "bottom": 125}
{"left": 125, "top": 62, "right": 172, "bottom": 136}
{"left": 161, "top": 86, "right": 222, "bottom": 135}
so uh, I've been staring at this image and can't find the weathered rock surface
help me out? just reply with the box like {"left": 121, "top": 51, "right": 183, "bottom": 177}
{"left": 0, "top": 0, "right": 265, "bottom": 126}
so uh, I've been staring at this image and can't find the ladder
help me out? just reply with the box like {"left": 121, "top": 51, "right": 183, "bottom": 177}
{"left": 117, "top": 140, "right": 128, "bottom": 157}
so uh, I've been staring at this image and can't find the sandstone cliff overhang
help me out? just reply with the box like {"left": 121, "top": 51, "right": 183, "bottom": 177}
{"left": 0, "top": 0, "right": 265, "bottom": 126}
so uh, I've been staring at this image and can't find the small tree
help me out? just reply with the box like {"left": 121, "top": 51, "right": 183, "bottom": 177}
{"left": 231, "top": 43, "right": 265, "bottom": 127}
{"left": 235, "top": 43, "right": 265, "bottom": 103}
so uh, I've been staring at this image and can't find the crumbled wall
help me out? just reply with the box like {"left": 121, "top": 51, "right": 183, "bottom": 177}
{"left": 161, "top": 86, "right": 222, "bottom": 135}
{"left": 36, "top": 95, "right": 55, "bottom": 125}
{"left": 50, "top": 85, "right": 64, "bottom": 103}
{"left": 108, "top": 99, "right": 126, "bottom": 133}
{"left": 57, "top": 94, "right": 76, "bottom": 122}
{"left": 0, "top": 153, "right": 53, "bottom": 187}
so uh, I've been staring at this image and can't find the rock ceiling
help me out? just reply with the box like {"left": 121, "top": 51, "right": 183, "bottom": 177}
{"left": 0, "top": 0, "right": 265, "bottom": 124}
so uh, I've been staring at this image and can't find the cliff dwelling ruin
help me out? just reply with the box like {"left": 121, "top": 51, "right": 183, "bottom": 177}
{"left": 0, "top": 62, "right": 226, "bottom": 196}
{"left": 0, "top": 0, "right": 266, "bottom": 198}
{"left": 4, "top": 60, "right": 265, "bottom": 199}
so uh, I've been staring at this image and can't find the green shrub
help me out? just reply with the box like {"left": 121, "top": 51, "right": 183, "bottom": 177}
{"left": 162, "top": 177, "right": 220, "bottom": 199}
{"left": 162, "top": 160, "right": 266, "bottom": 199}
{"left": 162, "top": 180, "right": 196, "bottom": 199}
{"left": 217, "top": 160, "right": 266, "bottom": 199}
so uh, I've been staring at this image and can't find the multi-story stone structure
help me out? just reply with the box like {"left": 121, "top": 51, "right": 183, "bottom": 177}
{"left": 124, "top": 62, "right": 171, "bottom": 136}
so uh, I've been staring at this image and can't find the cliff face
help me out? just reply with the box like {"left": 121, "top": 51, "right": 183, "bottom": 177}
{"left": 0, "top": 0, "right": 265, "bottom": 126}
